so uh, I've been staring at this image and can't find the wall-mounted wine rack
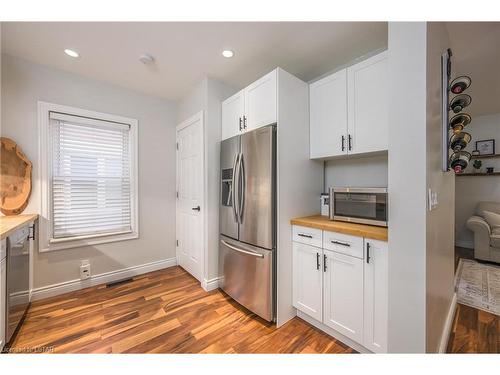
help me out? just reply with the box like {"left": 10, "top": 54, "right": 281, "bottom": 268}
{"left": 442, "top": 48, "right": 473, "bottom": 173}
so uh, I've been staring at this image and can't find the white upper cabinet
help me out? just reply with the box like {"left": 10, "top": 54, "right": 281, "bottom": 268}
{"left": 309, "top": 69, "right": 348, "bottom": 158}
{"left": 292, "top": 242, "right": 323, "bottom": 322}
{"left": 244, "top": 70, "right": 277, "bottom": 132}
{"left": 221, "top": 70, "right": 277, "bottom": 141}
{"left": 348, "top": 51, "right": 388, "bottom": 155}
{"left": 363, "top": 239, "right": 388, "bottom": 353}
{"left": 309, "top": 51, "right": 388, "bottom": 159}
{"left": 221, "top": 90, "right": 245, "bottom": 141}
{"left": 323, "top": 248, "right": 364, "bottom": 343}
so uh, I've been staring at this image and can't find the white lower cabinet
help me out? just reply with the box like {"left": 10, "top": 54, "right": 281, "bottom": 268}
{"left": 323, "top": 249, "right": 363, "bottom": 343}
{"left": 363, "top": 239, "right": 388, "bottom": 353}
{"left": 292, "top": 242, "right": 323, "bottom": 321}
{"left": 1, "top": 256, "right": 6, "bottom": 350}
{"left": 292, "top": 226, "right": 388, "bottom": 352}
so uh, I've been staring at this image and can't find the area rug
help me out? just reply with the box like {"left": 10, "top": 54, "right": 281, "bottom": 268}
{"left": 456, "top": 258, "right": 500, "bottom": 316}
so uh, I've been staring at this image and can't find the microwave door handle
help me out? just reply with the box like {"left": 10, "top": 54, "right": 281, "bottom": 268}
{"left": 232, "top": 153, "right": 240, "bottom": 223}
{"left": 238, "top": 153, "right": 245, "bottom": 224}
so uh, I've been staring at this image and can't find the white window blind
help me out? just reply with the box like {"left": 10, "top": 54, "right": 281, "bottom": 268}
{"left": 50, "top": 112, "right": 133, "bottom": 240}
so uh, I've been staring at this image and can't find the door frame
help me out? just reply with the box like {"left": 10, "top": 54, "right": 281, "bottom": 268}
{"left": 175, "top": 111, "right": 207, "bottom": 284}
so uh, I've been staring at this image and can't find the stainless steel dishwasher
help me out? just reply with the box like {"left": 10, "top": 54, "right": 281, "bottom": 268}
{"left": 5, "top": 225, "right": 30, "bottom": 344}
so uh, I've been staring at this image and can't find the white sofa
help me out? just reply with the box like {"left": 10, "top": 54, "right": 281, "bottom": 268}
{"left": 466, "top": 201, "right": 500, "bottom": 263}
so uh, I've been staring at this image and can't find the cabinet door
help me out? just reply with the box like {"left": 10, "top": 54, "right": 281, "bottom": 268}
{"left": 310, "top": 69, "right": 348, "bottom": 159}
{"left": 347, "top": 51, "right": 388, "bottom": 155}
{"left": 363, "top": 239, "right": 388, "bottom": 353}
{"left": 0, "top": 258, "right": 6, "bottom": 350}
{"left": 323, "top": 249, "right": 363, "bottom": 343}
{"left": 244, "top": 70, "right": 277, "bottom": 132}
{"left": 293, "top": 242, "right": 323, "bottom": 321}
{"left": 222, "top": 90, "right": 245, "bottom": 141}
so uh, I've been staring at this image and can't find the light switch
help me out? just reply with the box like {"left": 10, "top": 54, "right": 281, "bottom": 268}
{"left": 428, "top": 188, "right": 439, "bottom": 211}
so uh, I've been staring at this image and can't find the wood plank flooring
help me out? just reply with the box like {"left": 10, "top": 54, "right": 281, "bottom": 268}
{"left": 447, "top": 304, "right": 500, "bottom": 353}
{"left": 9, "top": 266, "right": 355, "bottom": 354}
{"left": 447, "top": 253, "right": 500, "bottom": 353}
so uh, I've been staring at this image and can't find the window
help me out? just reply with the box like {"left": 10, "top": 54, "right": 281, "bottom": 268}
{"left": 39, "top": 103, "right": 138, "bottom": 251}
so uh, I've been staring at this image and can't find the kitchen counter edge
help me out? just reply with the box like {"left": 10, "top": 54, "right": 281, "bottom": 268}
{"left": 0, "top": 214, "right": 39, "bottom": 240}
{"left": 290, "top": 215, "right": 388, "bottom": 242}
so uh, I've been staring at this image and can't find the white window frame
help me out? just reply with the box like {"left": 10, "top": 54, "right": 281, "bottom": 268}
{"left": 38, "top": 102, "right": 139, "bottom": 252}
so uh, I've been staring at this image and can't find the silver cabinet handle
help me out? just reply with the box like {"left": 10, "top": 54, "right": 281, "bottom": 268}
{"left": 297, "top": 233, "right": 313, "bottom": 239}
{"left": 191, "top": 206, "right": 201, "bottom": 211}
{"left": 316, "top": 252, "right": 320, "bottom": 270}
{"left": 348, "top": 134, "right": 352, "bottom": 151}
{"left": 28, "top": 224, "right": 36, "bottom": 241}
{"left": 243, "top": 115, "right": 247, "bottom": 129}
{"left": 341, "top": 135, "right": 345, "bottom": 152}
{"left": 331, "top": 240, "right": 351, "bottom": 247}
{"left": 239, "top": 117, "right": 243, "bottom": 131}
{"left": 323, "top": 254, "right": 327, "bottom": 272}
{"left": 366, "top": 242, "right": 371, "bottom": 264}
{"left": 221, "top": 239, "right": 264, "bottom": 258}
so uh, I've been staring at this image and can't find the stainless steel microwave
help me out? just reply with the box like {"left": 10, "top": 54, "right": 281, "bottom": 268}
{"left": 329, "top": 187, "right": 388, "bottom": 227}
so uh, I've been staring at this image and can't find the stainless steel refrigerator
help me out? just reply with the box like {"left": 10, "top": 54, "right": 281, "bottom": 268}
{"left": 219, "top": 124, "right": 276, "bottom": 322}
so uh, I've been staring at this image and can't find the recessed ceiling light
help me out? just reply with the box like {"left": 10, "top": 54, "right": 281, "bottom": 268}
{"left": 222, "top": 50, "right": 234, "bottom": 58}
{"left": 64, "top": 49, "right": 79, "bottom": 58}
{"left": 139, "top": 53, "right": 155, "bottom": 65}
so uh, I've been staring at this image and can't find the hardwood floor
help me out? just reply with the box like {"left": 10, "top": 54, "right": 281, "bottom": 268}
{"left": 448, "top": 252, "right": 500, "bottom": 353}
{"left": 8, "top": 266, "right": 355, "bottom": 354}
{"left": 447, "top": 303, "right": 500, "bottom": 353}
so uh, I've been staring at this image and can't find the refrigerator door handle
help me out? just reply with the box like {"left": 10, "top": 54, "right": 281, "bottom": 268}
{"left": 220, "top": 239, "right": 264, "bottom": 258}
{"left": 238, "top": 153, "right": 245, "bottom": 224}
{"left": 232, "top": 153, "right": 240, "bottom": 223}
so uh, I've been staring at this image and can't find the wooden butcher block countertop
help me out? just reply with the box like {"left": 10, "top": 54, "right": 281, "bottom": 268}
{"left": 290, "top": 215, "right": 388, "bottom": 242}
{"left": 0, "top": 214, "right": 38, "bottom": 240}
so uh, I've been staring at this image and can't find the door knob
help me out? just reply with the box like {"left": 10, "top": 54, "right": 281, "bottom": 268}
{"left": 192, "top": 206, "right": 201, "bottom": 211}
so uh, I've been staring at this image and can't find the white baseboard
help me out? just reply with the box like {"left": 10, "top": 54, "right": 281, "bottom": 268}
{"left": 201, "top": 276, "right": 220, "bottom": 292}
{"left": 31, "top": 257, "right": 177, "bottom": 301}
{"left": 438, "top": 293, "right": 457, "bottom": 353}
{"left": 455, "top": 240, "right": 474, "bottom": 249}
{"left": 297, "top": 311, "right": 371, "bottom": 353}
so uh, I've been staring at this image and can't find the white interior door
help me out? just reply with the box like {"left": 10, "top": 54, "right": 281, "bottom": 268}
{"left": 176, "top": 112, "right": 204, "bottom": 282}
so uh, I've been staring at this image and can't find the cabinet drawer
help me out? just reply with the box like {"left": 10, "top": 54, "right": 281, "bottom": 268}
{"left": 292, "top": 225, "right": 322, "bottom": 248}
{"left": 322, "top": 230, "right": 363, "bottom": 259}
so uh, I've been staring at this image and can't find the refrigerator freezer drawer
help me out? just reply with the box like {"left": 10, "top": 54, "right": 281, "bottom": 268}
{"left": 219, "top": 236, "right": 274, "bottom": 322}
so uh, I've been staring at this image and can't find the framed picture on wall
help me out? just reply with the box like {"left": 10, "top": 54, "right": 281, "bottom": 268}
{"left": 476, "top": 139, "right": 495, "bottom": 156}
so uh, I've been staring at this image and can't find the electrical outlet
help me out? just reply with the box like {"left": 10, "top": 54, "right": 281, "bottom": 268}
{"left": 80, "top": 263, "right": 91, "bottom": 280}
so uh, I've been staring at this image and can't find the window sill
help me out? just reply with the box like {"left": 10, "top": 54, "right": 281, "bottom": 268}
{"left": 40, "top": 231, "right": 139, "bottom": 252}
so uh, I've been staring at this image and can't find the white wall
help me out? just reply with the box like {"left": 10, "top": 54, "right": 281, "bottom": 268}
{"left": 387, "top": 22, "right": 456, "bottom": 353}
{"left": 1, "top": 54, "right": 177, "bottom": 289}
{"left": 456, "top": 113, "right": 500, "bottom": 247}
{"left": 324, "top": 154, "right": 388, "bottom": 191}
{"left": 176, "top": 77, "right": 235, "bottom": 282}
{"left": 387, "top": 22, "right": 428, "bottom": 353}
{"left": 425, "top": 22, "right": 455, "bottom": 353}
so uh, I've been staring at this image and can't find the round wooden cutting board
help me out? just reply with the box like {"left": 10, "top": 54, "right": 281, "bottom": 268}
{"left": 1, "top": 137, "right": 33, "bottom": 215}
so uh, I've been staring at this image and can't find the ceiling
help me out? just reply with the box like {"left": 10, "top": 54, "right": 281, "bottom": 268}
{"left": 446, "top": 22, "right": 500, "bottom": 117}
{"left": 1, "top": 22, "right": 387, "bottom": 100}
